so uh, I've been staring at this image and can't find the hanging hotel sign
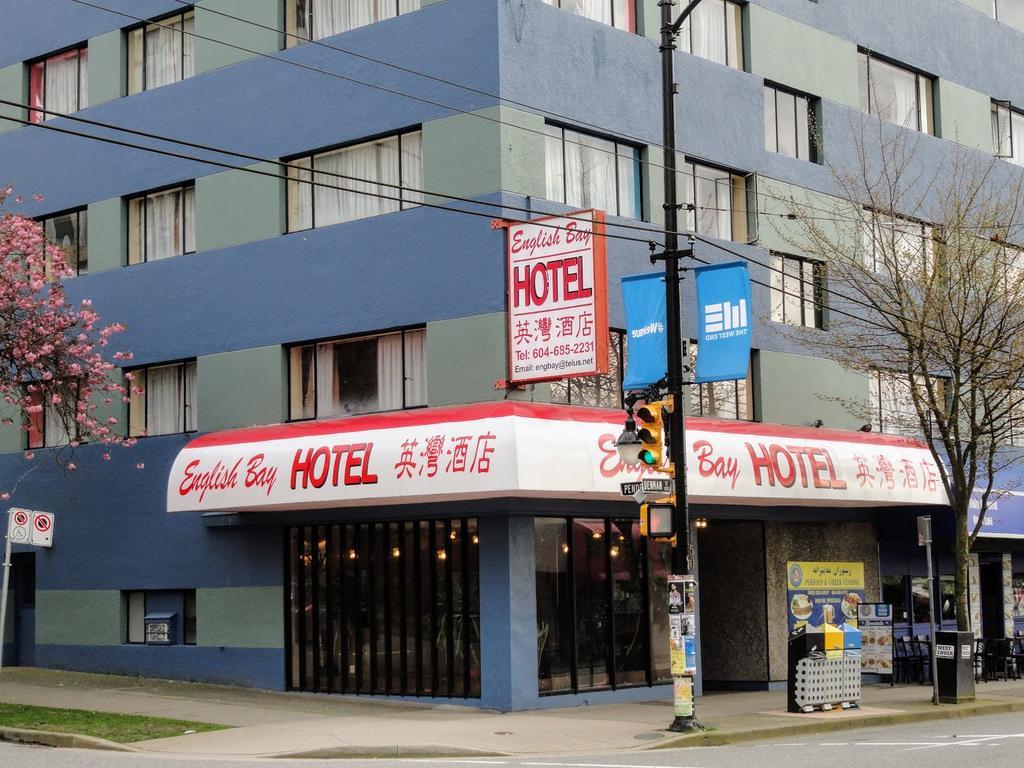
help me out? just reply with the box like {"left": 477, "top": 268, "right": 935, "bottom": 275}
{"left": 167, "top": 402, "right": 950, "bottom": 513}
{"left": 969, "top": 489, "right": 1024, "bottom": 538}
{"left": 500, "top": 210, "right": 609, "bottom": 384}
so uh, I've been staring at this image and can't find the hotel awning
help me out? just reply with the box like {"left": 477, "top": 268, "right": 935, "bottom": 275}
{"left": 167, "top": 401, "right": 949, "bottom": 513}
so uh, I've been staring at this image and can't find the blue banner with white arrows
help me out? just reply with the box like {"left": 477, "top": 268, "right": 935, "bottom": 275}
{"left": 694, "top": 262, "right": 751, "bottom": 383}
{"left": 621, "top": 272, "right": 666, "bottom": 390}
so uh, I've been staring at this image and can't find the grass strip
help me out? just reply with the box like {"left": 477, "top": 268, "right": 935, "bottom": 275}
{"left": 0, "top": 702, "right": 227, "bottom": 743}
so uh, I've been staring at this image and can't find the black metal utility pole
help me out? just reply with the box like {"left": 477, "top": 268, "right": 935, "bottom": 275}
{"left": 660, "top": 0, "right": 703, "bottom": 732}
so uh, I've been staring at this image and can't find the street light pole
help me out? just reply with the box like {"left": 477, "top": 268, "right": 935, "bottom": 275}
{"left": 659, "top": 0, "right": 703, "bottom": 732}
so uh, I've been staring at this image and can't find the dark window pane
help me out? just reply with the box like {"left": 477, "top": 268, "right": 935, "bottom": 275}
{"left": 648, "top": 539, "right": 672, "bottom": 681}
{"left": 911, "top": 577, "right": 931, "bottom": 624}
{"left": 573, "top": 519, "right": 610, "bottom": 689}
{"left": 536, "top": 518, "right": 573, "bottom": 693}
{"left": 183, "top": 589, "right": 197, "bottom": 645}
{"left": 882, "top": 574, "right": 908, "bottom": 622}
{"left": 611, "top": 519, "right": 648, "bottom": 685}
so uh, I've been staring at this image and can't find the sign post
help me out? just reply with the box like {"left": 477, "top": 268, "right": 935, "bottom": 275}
{"left": 1, "top": 508, "right": 54, "bottom": 677}
{"left": 917, "top": 515, "right": 939, "bottom": 705}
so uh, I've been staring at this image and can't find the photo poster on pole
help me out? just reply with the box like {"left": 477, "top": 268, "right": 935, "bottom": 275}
{"left": 857, "top": 602, "right": 894, "bottom": 679}
{"left": 787, "top": 561, "right": 865, "bottom": 633}
{"left": 669, "top": 574, "right": 697, "bottom": 716}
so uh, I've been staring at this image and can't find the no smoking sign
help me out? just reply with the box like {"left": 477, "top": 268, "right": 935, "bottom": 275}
{"left": 6, "top": 508, "right": 54, "bottom": 548}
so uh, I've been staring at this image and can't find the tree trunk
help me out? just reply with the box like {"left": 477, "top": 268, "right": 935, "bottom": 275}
{"left": 954, "top": 501, "right": 971, "bottom": 632}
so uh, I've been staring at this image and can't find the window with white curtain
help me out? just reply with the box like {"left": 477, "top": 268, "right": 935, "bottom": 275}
{"left": 861, "top": 211, "right": 934, "bottom": 277}
{"left": 127, "top": 10, "right": 195, "bottom": 94}
{"left": 858, "top": 51, "right": 934, "bottom": 134}
{"left": 993, "top": 1, "right": 1024, "bottom": 32}
{"left": 127, "top": 184, "right": 196, "bottom": 264}
{"left": 288, "top": 328, "right": 427, "bottom": 419}
{"left": 678, "top": 0, "right": 743, "bottom": 69}
{"left": 992, "top": 101, "right": 1024, "bottom": 166}
{"left": 25, "top": 382, "right": 81, "bottom": 449}
{"left": 688, "top": 344, "right": 754, "bottom": 420}
{"left": 128, "top": 361, "right": 197, "bottom": 437}
{"left": 545, "top": 124, "right": 642, "bottom": 219}
{"left": 287, "top": 131, "right": 422, "bottom": 231}
{"left": 286, "top": 0, "right": 421, "bottom": 45}
{"left": 770, "top": 253, "right": 825, "bottom": 328}
{"left": 679, "top": 160, "right": 749, "bottom": 242}
{"left": 29, "top": 46, "right": 88, "bottom": 123}
{"left": 541, "top": 0, "right": 635, "bottom": 31}
{"left": 869, "top": 369, "right": 944, "bottom": 437}
{"left": 39, "top": 208, "right": 88, "bottom": 276}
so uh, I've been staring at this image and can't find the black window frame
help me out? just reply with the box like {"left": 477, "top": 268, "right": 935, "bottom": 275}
{"left": 126, "top": 8, "right": 195, "bottom": 95}
{"left": 37, "top": 206, "right": 88, "bottom": 276}
{"left": 287, "top": 326, "right": 428, "bottom": 421}
{"left": 24, "top": 380, "right": 82, "bottom": 450}
{"left": 286, "top": 0, "right": 422, "bottom": 46}
{"left": 542, "top": 0, "right": 636, "bottom": 32}
{"left": 126, "top": 359, "right": 198, "bottom": 437}
{"left": 770, "top": 252, "right": 826, "bottom": 329}
{"left": 125, "top": 181, "right": 196, "bottom": 264}
{"left": 27, "top": 42, "right": 88, "bottom": 122}
{"left": 687, "top": 343, "right": 756, "bottom": 421}
{"left": 857, "top": 48, "right": 935, "bottom": 135}
{"left": 763, "top": 82, "right": 819, "bottom": 163}
{"left": 678, "top": 0, "right": 744, "bottom": 70}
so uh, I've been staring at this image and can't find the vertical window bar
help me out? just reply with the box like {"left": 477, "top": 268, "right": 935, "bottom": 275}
{"left": 445, "top": 519, "right": 455, "bottom": 697}
{"left": 354, "top": 523, "right": 364, "bottom": 693}
{"left": 399, "top": 520, "right": 409, "bottom": 695}
{"left": 286, "top": 528, "right": 296, "bottom": 689}
{"left": 340, "top": 523, "right": 349, "bottom": 692}
{"left": 461, "top": 517, "right": 471, "bottom": 698}
{"left": 383, "top": 522, "right": 393, "bottom": 694}
{"left": 369, "top": 523, "right": 378, "bottom": 693}
{"left": 311, "top": 526, "right": 322, "bottom": 691}
{"left": 640, "top": 524, "right": 653, "bottom": 685}
{"left": 429, "top": 520, "right": 439, "bottom": 695}
{"left": 414, "top": 519, "right": 424, "bottom": 695}
{"left": 604, "top": 518, "right": 616, "bottom": 689}
{"left": 298, "top": 527, "right": 309, "bottom": 690}
{"left": 566, "top": 517, "right": 579, "bottom": 693}
{"left": 327, "top": 524, "right": 338, "bottom": 691}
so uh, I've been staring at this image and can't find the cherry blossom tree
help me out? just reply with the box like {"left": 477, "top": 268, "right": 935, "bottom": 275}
{"left": 0, "top": 187, "right": 134, "bottom": 487}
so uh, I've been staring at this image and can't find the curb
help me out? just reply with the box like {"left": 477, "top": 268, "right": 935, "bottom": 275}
{"left": 0, "top": 726, "right": 140, "bottom": 752}
{"left": 650, "top": 698, "right": 1024, "bottom": 750}
{"left": 270, "top": 745, "right": 510, "bottom": 760}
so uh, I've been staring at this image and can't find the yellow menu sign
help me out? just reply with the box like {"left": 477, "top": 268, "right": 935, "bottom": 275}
{"left": 788, "top": 561, "right": 864, "bottom": 591}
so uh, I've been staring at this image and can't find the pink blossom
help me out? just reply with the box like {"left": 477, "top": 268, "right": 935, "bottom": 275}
{"left": 102, "top": 453, "right": 111, "bottom": 461}
{"left": 0, "top": 493, "right": 8, "bottom": 501}
{"left": 67, "top": 462, "right": 77, "bottom": 471}
{"left": 24, "top": 452, "right": 34, "bottom": 460}
{"left": 136, "top": 462, "right": 145, "bottom": 470}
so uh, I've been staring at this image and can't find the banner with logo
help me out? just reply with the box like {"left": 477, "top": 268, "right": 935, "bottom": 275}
{"left": 970, "top": 489, "right": 1024, "bottom": 538}
{"left": 694, "top": 262, "right": 751, "bottom": 383}
{"left": 621, "top": 272, "right": 666, "bottom": 390}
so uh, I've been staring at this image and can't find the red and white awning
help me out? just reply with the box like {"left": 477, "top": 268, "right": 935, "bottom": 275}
{"left": 166, "top": 401, "right": 949, "bottom": 513}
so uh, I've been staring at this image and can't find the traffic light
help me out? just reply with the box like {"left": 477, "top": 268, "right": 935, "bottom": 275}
{"left": 635, "top": 397, "right": 672, "bottom": 474}
{"left": 640, "top": 496, "right": 676, "bottom": 540}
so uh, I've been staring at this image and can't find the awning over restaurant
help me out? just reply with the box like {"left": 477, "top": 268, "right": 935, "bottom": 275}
{"left": 166, "top": 401, "right": 949, "bottom": 513}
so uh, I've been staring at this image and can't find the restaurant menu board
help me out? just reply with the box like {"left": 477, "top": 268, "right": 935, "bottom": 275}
{"left": 857, "top": 603, "right": 894, "bottom": 675}
{"left": 787, "top": 561, "right": 865, "bottom": 632}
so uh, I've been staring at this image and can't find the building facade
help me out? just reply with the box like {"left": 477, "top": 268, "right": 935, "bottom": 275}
{"left": 1, "top": 0, "right": 1022, "bottom": 709}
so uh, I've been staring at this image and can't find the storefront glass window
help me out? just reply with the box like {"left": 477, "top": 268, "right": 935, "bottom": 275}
{"left": 535, "top": 517, "right": 672, "bottom": 695}
{"left": 1013, "top": 573, "right": 1024, "bottom": 618}
{"left": 286, "top": 518, "right": 480, "bottom": 697}
{"left": 939, "top": 575, "right": 956, "bottom": 621}
{"left": 911, "top": 577, "right": 931, "bottom": 623}
{"left": 882, "top": 575, "right": 908, "bottom": 622}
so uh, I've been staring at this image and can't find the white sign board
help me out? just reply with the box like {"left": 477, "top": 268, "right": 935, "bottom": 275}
{"left": 935, "top": 644, "right": 955, "bottom": 659}
{"left": 7, "top": 508, "right": 30, "bottom": 544}
{"left": 30, "top": 511, "right": 54, "bottom": 547}
{"left": 505, "top": 210, "right": 608, "bottom": 384}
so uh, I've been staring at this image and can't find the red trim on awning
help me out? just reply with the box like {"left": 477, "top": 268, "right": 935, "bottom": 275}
{"left": 184, "top": 401, "right": 927, "bottom": 451}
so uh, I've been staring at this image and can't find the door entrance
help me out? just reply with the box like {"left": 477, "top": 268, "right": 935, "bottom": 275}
{"left": 3, "top": 553, "right": 36, "bottom": 667}
{"left": 979, "top": 560, "right": 1004, "bottom": 639}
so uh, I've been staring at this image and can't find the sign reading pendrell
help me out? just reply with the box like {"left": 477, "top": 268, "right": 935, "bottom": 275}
{"left": 504, "top": 210, "right": 608, "bottom": 384}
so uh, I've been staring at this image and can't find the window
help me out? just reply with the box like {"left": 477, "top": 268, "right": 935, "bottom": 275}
{"left": 128, "top": 10, "right": 195, "bottom": 94}
{"left": 1013, "top": 572, "right": 1024, "bottom": 618}
{"left": 540, "top": 0, "right": 635, "bottom": 32}
{"left": 287, "top": 131, "right": 422, "bottom": 231}
{"left": 286, "top": 519, "right": 480, "bottom": 696}
{"left": 882, "top": 574, "right": 908, "bottom": 622}
{"left": 678, "top": 0, "right": 743, "bottom": 69}
{"left": 550, "top": 330, "right": 625, "bottom": 408}
{"left": 858, "top": 51, "right": 934, "bottom": 134}
{"left": 128, "top": 361, "right": 197, "bottom": 436}
{"left": 29, "top": 45, "right": 88, "bottom": 123}
{"left": 286, "top": 0, "right": 421, "bottom": 45}
{"left": 125, "top": 591, "right": 146, "bottom": 644}
{"left": 535, "top": 517, "right": 672, "bottom": 694}
{"left": 861, "top": 212, "right": 934, "bottom": 276}
{"left": 39, "top": 208, "right": 88, "bottom": 275}
{"left": 124, "top": 589, "right": 196, "bottom": 645}
{"left": 992, "top": 101, "right": 1024, "bottom": 166}
{"left": 544, "top": 125, "right": 642, "bottom": 219}
{"left": 993, "top": 1, "right": 1024, "bottom": 32}
{"left": 770, "top": 253, "right": 824, "bottom": 328}
{"left": 688, "top": 344, "right": 754, "bottom": 420}
{"left": 1001, "top": 389, "right": 1024, "bottom": 447}
{"left": 939, "top": 575, "right": 956, "bottom": 621}
{"left": 869, "top": 369, "right": 945, "bottom": 437}
{"left": 911, "top": 577, "right": 931, "bottom": 623}
{"left": 25, "top": 382, "right": 80, "bottom": 449}
{"left": 679, "top": 160, "right": 749, "bottom": 242}
{"left": 764, "top": 84, "right": 816, "bottom": 161}
{"left": 289, "top": 328, "right": 426, "bottom": 419}
{"left": 127, "top": 184, "right": 195, "bottom": 264}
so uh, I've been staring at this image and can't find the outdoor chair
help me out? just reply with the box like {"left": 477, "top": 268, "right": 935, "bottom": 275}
{"left": 985, "top": 638, "right": 1013, "bottom": 681}
{"left": 910, "top": 637, "right": 932, "bottom": 684}
{"left": 893, "top": 634, "right": 913, "bottom": 684}
{"left": 1014, "top": 633, "right": 1024, "bottom": 679}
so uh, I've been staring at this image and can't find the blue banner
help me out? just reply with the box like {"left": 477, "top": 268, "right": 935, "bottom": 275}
{"left": 621, "top": 272, "right": 666, "bottom": 391}
{"left": 694, "top": 262, "right": 751, "bottom": 383}
{"left": 971, "top": 491, "right": 1024, "bottom": 538}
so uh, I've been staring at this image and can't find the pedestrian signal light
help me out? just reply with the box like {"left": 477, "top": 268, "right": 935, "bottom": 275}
{"left": 641, "top": 498, "right": 675, "bottom": 539}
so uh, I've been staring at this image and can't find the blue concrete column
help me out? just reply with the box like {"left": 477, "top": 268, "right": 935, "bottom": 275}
{"left": 478, "top": 515, "right": 537, "bottom": 711}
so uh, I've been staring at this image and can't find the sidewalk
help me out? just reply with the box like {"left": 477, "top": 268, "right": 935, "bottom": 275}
{"left": 1, "top": 668, "right": 1023, "bottom": 758}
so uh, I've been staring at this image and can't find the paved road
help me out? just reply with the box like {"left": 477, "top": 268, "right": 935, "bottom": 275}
{"left": 2, "top": 712, "right": 1023, "bottom": 768}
